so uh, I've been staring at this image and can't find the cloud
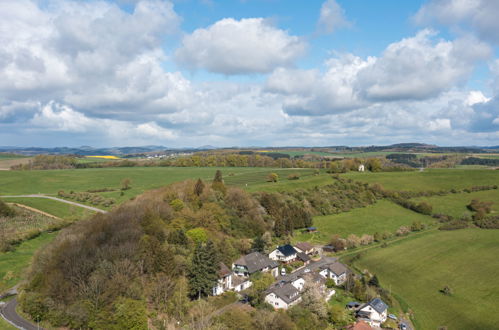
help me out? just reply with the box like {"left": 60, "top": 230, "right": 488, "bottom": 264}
{"left": 356, "top": 30, "right": 490, "bottom": 101}
{"left": 414, "top": 0, "right": 499, "bottom": 44}
{"left": 317, "top": 0, "right": 351, "bottom": 34}
{"left": 0, "top": 0, "right": 187, "bottom": 119}
{"left": 266, "top": 30, "right": 490, "bottom": 116}
{"left": 175, "top": 18, "right": 307, "bottom": 74}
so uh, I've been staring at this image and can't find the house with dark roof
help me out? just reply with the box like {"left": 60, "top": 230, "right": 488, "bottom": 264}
{"left": 232, "top": 251, "right": 279, "bottom": 277}
{"left": 264, "top": 282, "right": 302, "bottom": 309}
{"left": 294, "top": 242, "right": 315, "bottom": 255}
{"left": 269, "top": 244, "right": 298, "bottom": 263}
{"left": 296, "top": 251, "right": 311, "bottom": 265}
{"left": 319, "top": 261, "right": 349, "bottom": 285}
{"left": 356, "top": 298, "right": 388, "bottom": 327}
{"left": 212, "top": 263, "right": 233, "bottom": 296}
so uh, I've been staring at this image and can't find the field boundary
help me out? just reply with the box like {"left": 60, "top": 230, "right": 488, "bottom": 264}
{"left": 7, "top": 203, "right": 62, "bottom": 220}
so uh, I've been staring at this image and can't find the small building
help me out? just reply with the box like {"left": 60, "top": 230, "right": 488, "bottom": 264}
{"left": 356, "top": 298, "right": 388, "bottom": 327}
{"left": 358, "top": 164, "right": 365, "bottom": 172}
{"left": 232, "top": 275, "right": 252, "bottom": 292}
{"left": 305, "top": 227, "right": 317, "bottom": 233}
{"left": 322, "top": 245, "right": 336, "bottom": 253}
{"left": 212, "top": 263, "right": 233, "bottom": 296}
{"left": 232, "top": 252, "right": 279, "bottom": 277}
{"left": 296, "top": 252, "right": 311, "bottom": 265}
{"left": 319, "top": 261, "right": 348, "bottom": 285}
{"left": 294, "top": 242, "right": 315, "bottom": 255}
{"left": 264, "top": 282, "right": 302, "bottom": 309}
{"left": 346, "top": 301, "right": 362, "bottom": 310}
{"left": 269, "top": 244, "right": 298, "bottom": 263}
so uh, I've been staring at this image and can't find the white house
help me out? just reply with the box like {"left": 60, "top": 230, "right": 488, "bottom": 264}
{"left": 264, "top": 282, "right": 302, "bottom": 310}
{"left": 212, "top": 263, "right": 233, "bottom": 296}
{"left": 356, "top": 298, "right": 388, "bottom": 327}
{"left": 232, "top": 276, "right": 252, "bottom": 292}
{"left": 232, "top": 252, "right": 279, "bottom": 277}
{"left": 319, "top": 261, "right": 348, "bottom": 285}
{"left": 269, "top": 244, "right": 298, "bottom": 263}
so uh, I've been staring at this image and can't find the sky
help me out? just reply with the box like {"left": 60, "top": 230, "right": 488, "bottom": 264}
{"left": 1, "top": 0, "right": 499, "bottom": 148}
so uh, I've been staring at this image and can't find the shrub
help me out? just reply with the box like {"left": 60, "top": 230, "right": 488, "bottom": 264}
{"left": 0, "top": 199, "right": 14, "bottom": 217}
{"left": 287, "top": 173, "right": 300, "bottom": 180}
{"left": 395, "top": 226, "right": 410, "bottom": 236}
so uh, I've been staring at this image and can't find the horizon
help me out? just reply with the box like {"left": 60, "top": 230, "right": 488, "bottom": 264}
{"left": 1, "top": 0, "right": 498, "bottom": 147}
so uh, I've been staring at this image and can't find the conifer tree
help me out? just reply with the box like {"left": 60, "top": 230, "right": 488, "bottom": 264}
{"left": 211, "top": 170, "right": 226, "bottom": 194}
{"left": 188, "top": 241, "right": 219, "bottom": 299}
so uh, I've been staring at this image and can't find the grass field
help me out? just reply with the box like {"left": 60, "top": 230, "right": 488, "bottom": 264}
{"left": 412, "top": 189, "right": 499, "bottom": 218}
{"left": 292, "top": 200, "right": 435, "bottom": 244}
{"left": 351, "top": 229, "right": 499, "bottom": 330}
{"left": 0, "top": 153, "right": 26, "bottom": 161}
{"left": 343, "top": 169, "right": 499, "bottom": 192}
{"left": 0, "top": 232, "right": 56, "bottom": 293}
{"left": 0, "top": 167, "right": 322, "bottom": 206}
{"left": 3, "top": 197, "right": 93, "bottom": 219}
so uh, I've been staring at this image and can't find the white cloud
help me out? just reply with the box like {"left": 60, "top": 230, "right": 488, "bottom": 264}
{"left": 357, "top": 30, "right": 490, "bottom": 101}
{"left": 266, "top": 30, "right": 490, "bottom": 116}
{"left": 414, "top": 0, "right": 499, "bottom": 44}
{"left": 317, "top": 0, "right": 351, "bottom": 34}
{"left": 175, "top": 18, "right": 307, "bottom": 74}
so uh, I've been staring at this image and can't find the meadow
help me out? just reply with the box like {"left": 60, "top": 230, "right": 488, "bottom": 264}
{"left": 292, "top": 200, "right": 434, "bottom": 244}
{"left": 350, "top": 229, "right": 499, "bottom": 330}
{"left": 342, "top": 169, "right": 499, "bottom": 192}
{"left": 412, "top": 189, "right": 499, "bottom": 218}
{"left": 0, "top": 232, "right": 56, "bottom": 292}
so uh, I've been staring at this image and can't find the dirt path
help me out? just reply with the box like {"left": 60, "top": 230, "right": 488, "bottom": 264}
{"left": 7, "top": 203, "right": 62, "bottom": 220}
{"left": 1, "top": 195, "right": 107, "bottom": 214}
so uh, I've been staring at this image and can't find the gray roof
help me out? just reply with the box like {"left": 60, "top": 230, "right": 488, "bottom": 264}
{"left": 268, "top": 282, "right": 300, "bottom": 304}
{"left": 328, "top": 262, "right": 348, "bottom": 276}
{"left": 295, "top": 242, "right": 314, "bottom": 252}
{"left": 276, "top": 257, "right": 338, "bottom": 284}
{"left": 361, "top": 298, "right": 388, "bottom": 314}
{"left": 297, "top": 252, "right": 311, "bottom": 262}
{"left": 234, "top": 252, "right": 278, "bottom": 274}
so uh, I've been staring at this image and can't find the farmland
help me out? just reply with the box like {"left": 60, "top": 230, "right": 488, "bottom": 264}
{"left": 350, "top": 229, "right": 499, "bottom": 330}
{"left": 292, "top": 200, "right": 434, "bottom": 244}
{"left": 412, "top": 189, "right": 499, "bottom": 218}
{"left": 343, "top": 169, "right": 499, "bottom": 192}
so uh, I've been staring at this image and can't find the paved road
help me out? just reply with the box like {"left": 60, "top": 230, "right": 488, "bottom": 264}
{"left": 0, "top": 195, "right": 107, "bottom": 214}
{"left": 0, "top": 298, "right": 42, "bottom": 330}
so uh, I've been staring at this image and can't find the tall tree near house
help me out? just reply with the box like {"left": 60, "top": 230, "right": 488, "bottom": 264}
{"left": 188, "top": 240, "right": 219, "bottom": 299}
{"left": 194, "top": 178, "right": 205, "bottom": 196}
{"left": 211, "top": 170, "right": 226, "bottom": 194}
{"left": 301, "top": 279, "right": 328, "bottom": 319}
{"left": 274, "top": 218, "right": 286, "bottom": 237}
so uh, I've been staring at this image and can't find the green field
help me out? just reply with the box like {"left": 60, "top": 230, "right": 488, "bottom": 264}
{"left": 292, "top": 200, "right": 435, "bottom": 244}
{"left": 0, "top": 153, "right": 26, "bottom": 161}
{"left": 343, "top": 169, "right": 499, "bottom": 192}
{"left": 351, "top": 229, "right": 499, "bottom": 330}
{"left": 3, "top": 197, "right": 93, "bottom": 219}
{"left": 413, "top": 189, "right": 499, "bottom": 218}
{"left": 0, "top": 232, "right": 56, "bottom": 292}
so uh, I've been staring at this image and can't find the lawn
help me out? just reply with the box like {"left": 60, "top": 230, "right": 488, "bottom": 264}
{"left": 2, "top": 197, "right": 93, "bottom": 219}
{"left": 228, "top": 170, "right": 332, "bottom": 192}
{"left": 343, "top": 169, "right": 499, "bottom": 192}
{"left": 0, "top": 232, "right": 56, "bottom": 293}
{"left": 350, "top": 229, "right": 499, "bottom": 330}
{"left": 412, "top": 189, "right": 499, "bottom": 218}
{"left": 292, "top": 200, "right": 434, "bottom": 244}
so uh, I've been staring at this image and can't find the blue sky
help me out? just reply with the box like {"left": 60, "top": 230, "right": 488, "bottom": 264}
{"left": 0, "top": 0, "right": 498, "bottom": 147}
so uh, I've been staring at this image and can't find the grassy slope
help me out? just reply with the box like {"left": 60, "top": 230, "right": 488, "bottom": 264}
{"left": 3, "top": 197, "right": 92, "bottom": 219}
{"left": 0, "top": 232, "right": 55, "bottom": 292}
{"left": 292, "top": 200, "right": 434, "bottom": 244}
{"left": 342, "top": 169, "right": 499, "bottom": 192}
{"left": 352, "top": 229, "right": 499, "bottom": 330}
{"left": 412, "top": 189, "right": 499, "bottom": 218}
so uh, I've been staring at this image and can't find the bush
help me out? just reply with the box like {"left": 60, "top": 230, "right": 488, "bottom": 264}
{"left": 287, "top": 173, "right": 300, "bottom": 180}
{"left": 0, "top": 199, "right": 14, "bottom": 217}
{"left": 395, "top": 226, "right": 410, "bottom": 236}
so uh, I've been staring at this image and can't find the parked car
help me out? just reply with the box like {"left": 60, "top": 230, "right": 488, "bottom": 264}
{"left": 389, "top": 314, "right": 398, "bottom": 320}
{"left": 280, "top": 268, "right": 286, "bottom": 276}
{"left": 399, "top": 322, "right": 407, "bottom": 330}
